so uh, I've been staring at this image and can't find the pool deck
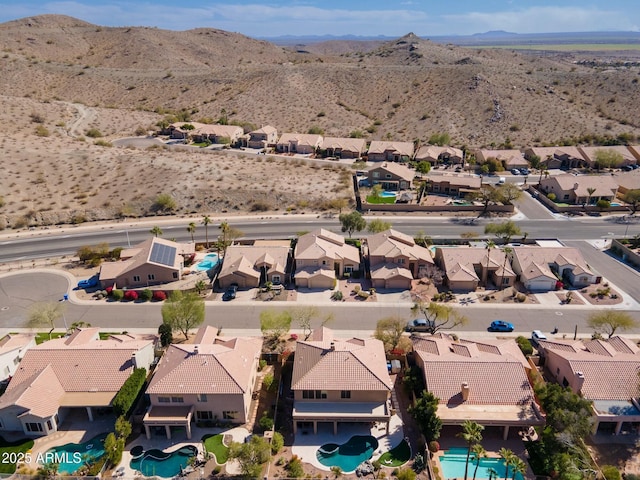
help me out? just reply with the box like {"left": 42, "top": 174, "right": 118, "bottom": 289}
{"left": 291, "top": 413, "right": 405, "bottom": 473}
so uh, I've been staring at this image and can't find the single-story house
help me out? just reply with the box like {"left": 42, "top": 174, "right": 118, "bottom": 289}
{"left": 367, "top": 162, "right": 415, "bottom": 191}
{"left": 321, "top": 137, "right": 366, "bottom": 159}
{"left": 414, "top": 146, "right": 464, "bottom": 165}
{"left": 143, "top": 326, "right": 262, "bottom": 439}
{"left": 511, "top": 246, "right": 598, "bottom": 291}
{"left": 366, "top": 229, "right": 434, "bottom": 289}
{"left": 0, "top": 328, "right": 156, "bottom": 436}
{"left": 616, "top": 168, "right": 640, "bottom": 195}
{"left": 98, "top": 237, "right": 195, "bottom": 289}
{"left": 426, "top": 172, "right": 482, "bottom": 197}
{"left": 217, "top": 243, "right": 291, "bottom": 289}
{"left": 537, "top": 336, "right": 640, "bottom": 435}
{"left": 523, "top": 146, "right": 587, "bottom": 169}
{"left": 0, "top": 334, "right": 35, "bottom": 382}
{"left": 276, "top": 133, "right": 323, "bottom": 154}
{"left": 367, "top": 141, "right": 414, "bottom": 162}
{"left": 475, "top": 149, "right": 529, "bottom": 169}
{"left": 578, "top": 146, "right": 638, "bottom": 168}
{"left": 246, "top": 125, "right": 278, "bottom": 149}
{"left": 191, "top": 124, "right": 244, "bottom": 145}
{"left": 434, "top": 246, "right": 516, "bottom": 291}
{"left": 294, "top": 229, "right": 360, "bottom": 289}
{"left": 291, "top": 327, "right": 393, "bottom": 435}
{"left": 413, "top": 334, "right": 544, "bottom": 440}
{"left": 538, "top": 174, "right": 619, "bottom": 205}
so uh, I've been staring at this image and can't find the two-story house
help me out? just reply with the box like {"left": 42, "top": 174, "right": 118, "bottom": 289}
{"left": 247, "top": 125, "right": 278, "bottom": 149}
{"left": 367, "top": 141, "right": 414, "bottom": 162}
{"left": 367, "top": 162, "right": 415, "bottom": 191}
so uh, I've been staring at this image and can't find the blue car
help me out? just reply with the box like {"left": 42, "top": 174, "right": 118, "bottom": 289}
{"left": 77, "top": 276, "right": 99, "bottom": 289}
{"left": 489, "top": 320, "right": 514, "bottom": 332}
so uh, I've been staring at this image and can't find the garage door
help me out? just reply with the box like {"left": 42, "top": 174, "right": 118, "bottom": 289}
{"left": 385, "top": 278, "right": 411, "bottom": 290}
{"left": 309, "top": 277, "right": 333, "bottom": 289}
{"left": 526, "top": 279, "right": 555, "bottom": 292}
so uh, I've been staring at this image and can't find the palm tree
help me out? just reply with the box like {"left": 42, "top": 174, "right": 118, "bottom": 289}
{"left": 487, "top": 468, "right": 498, "bottom": 480}
{"left": 187, "top": 222, "right": 196, "bottom": 243}
{"left": 458, "top": 420, "right": 484, "bottom": 480}
{"left": 586, "top": 187, "right": 596, "bottom": 206}
{"left": 498, "top": 448, "right": 516, "bottom": 480}
{"left": 150, "top": 225, "right": 163, "bottom": 237}
{"left": 202, "top": 215, "right": 211, "bottom": 248}
{"left": 499, "top": 246, "right": 513, "bottom": 291}
{"left": 484, "top": 240, "right": 495, "bottom": 287}
{"left": 511, "top": 458, "right": 527, "bottom": 480}
{"left": 471, "top": 444, "right": 488, "bottom": 480}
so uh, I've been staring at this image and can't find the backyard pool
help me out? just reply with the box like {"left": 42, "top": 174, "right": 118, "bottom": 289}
{"left": 130, "top": 445, "right": 198, "bottom": 478}
{"left": 195, "top": 253, "right": 220, "bottom": 272}
{"left": 380, "top": 191, "right": 397, "bottom": 198}
{"left": 316, "top": 435, "right": 379, "bottom": 473}
{"left": 439, "top": 448, "right": 524, "bottom": 480}
{"left": 451, "top": 199, "right": 473, "bottom": 206}
{"left": 46, "top": 432, "right": 108, "bottom": 475}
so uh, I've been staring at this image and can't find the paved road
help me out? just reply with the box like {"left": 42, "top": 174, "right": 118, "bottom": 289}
{"left": 512, "top": 191, "right": 556, "bottom": 220}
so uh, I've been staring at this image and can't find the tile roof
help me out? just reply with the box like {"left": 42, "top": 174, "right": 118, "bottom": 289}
{"left": 368, "top": 141, "right": 414, "bottom": 157}
{"left": 369, "top": 162, "right": 416, "bottom": 182}
{"left": 578, "top": 146, "right": 638, "bottom": 165}
{"left": 476, "top": 149, "right": 527, "bottom": 167}
{"left": 539, "top": 174, "right": 619, "bottom": 198}
{"left": 367, "top": 229, "right": 434, "bottom": 266}
{"left": 512, "top": 246, "right": 593, "bottom": 277}
{"left": 613, "top": 168, "right": 640, "bottom": 192}
{"left": 415, "top": 145, "right": 463, "bottom": 161}
{"left": 321, "top": 137, "right": 366, "bottom": 153}
{"left": 147, "top": 331, "right": 262, "bottom": 395}
{"left": 370, "top": 263, "right": 413, "bottom": 281}
{"left": 412, "top": 334, "right": 533, "bottom": 406}
{"left": 0, "top": 365, "right": 65, "bottom": 418}
{"left": 250, "top": 125, "right": 277, "bottom": 135}
{"left": 525, "top": 146, "right": 586, "bottom": 161}
{"left": 426, "top": 172, "right": 482, "bottom": 189}
{"left": 277, "top": 133, "right": 323, "bottom": 147}
{"left": 295, "top": 229, "right": 360, "bottom": 264}
{"left": 0, "top": 333, "right": 35, "bottom": 355}
{"left": 436, "top": 246, "right": 515, "bottom": 280}
{"left": 294, "top": 266, "right": 335, "bottom": 280}
{"left": 219, "top": 245, "right": 290, "bottom": 280}
{"left": 292, "top": 328, "right": 392, "bottom": 392}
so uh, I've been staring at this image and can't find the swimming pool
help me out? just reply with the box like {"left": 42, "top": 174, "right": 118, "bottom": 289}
{"left": 130, "top": 445, "right": 198, "bottom": 478}
{"left": 439, "top": 448, "right": 524, "bottom": 480}
{"left": 610, "top": 202, "right": 621, "bottom": 207}
{"left": 46, "top": 432, "right": 108, "bottom": 475}
{"left": 380, "top": 191, "right": 397, "bottom": 198}
{"left": 316, "top": 435, "right": 379, "bottom": 473}
{"left": 195, "top": 253, "right": 220, "bottom": 271}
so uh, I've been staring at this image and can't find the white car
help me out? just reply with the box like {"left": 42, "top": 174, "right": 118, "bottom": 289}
{"left": 531, "top": 330, "right": 547, "bottom": 346}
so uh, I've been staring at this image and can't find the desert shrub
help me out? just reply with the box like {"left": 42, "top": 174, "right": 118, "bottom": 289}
{"left": 94, "top": 139, "right": 113, "bottom": 147}
{"left": 86, "top": 128, "right": 103, "bottom": 138}
{"left": 258, "top": 359, "right": 267, "bottom": 371}
{"left": 30, "top": 112, "right": 45, "bottom": 123}
{"left": 153, "top": 290, "right": 167, "bottom": 301}
{"left": 516, "top": 293, "right": 526, "bottom": 302}
{"left": 35, "top": 125, "right": 50, "bottom": 137}
{"left": 250, "top": 201, "right": 272, "bottom": 212}
{"left": 286, "top": 456, "right": 304, "bottom": 478}
{"left": 357, "top": 290, "right": 369, "bottom": 299}
{"left": 428, "top": 440, "right": 440, "bottom": 453}
{"left": 331, "top": 290, "right": 343, "bottom": 301}
{"left": 123, "top": 290, "right": 138, "bottom": 301}
{"left": 353, "top": 285, "right": 361, "bottom": 293}
{"left": 112, "top": 289, "right": 124, "bottom": 301}
{"left": 547, "top": 192, "right": 556, "bottom": 201}
{"left": 516, "top": 336, "right": 533, "bottom": 356}
{"left": 596, "top": 199, "right": 611, "bottom": 210}
{"left": 258, "top": 412, "right": 274, "bottom": 431}
{"left": 396, "top": 467, "right": 416, "bottom": 480}
{"left": 140, "top": 289, "right": 153, "bottom": 302}
{"left": 112, "top": 368, "right": 146, "bottom": 416}
{"left": 153, "top": 193, "right": 177, "bottom": 212}
{"left": 601, "top": 466, "right": 621, "bottom": 480}
{"left": 262, "top": 373, "right": 274, "bottom": 391}
{"left": 271, "top": 432, "right": 284, "bottom": 454}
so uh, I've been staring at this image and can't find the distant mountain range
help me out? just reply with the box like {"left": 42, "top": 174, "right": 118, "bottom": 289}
{"left": 266, "top": 30, "right": 640, "bottom": 46}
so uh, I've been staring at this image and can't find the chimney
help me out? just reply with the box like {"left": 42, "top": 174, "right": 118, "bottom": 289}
{"left": 330, "top": 341, "right": 335, "bottom": 351}
{"left": 194, "top": 345, "right": 199, "bottom": 355}
{"left": 575, "top": 371, "right": 585, "bottom": 393}
{"left": 131, "top": 352, "right": 137, "bottom": 369}
{"left": 573, "top": 183, "right": 579, "bottom": 190}
{"left": 461, "top": 382, "right": 470, "bottom": 401}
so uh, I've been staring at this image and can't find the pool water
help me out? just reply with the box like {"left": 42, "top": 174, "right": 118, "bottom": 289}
{"left": 46, "top": 432, "right": 108, "bottom": 475}
{"left": 316, "top": 435, "right": 379, "bottom": 473}
{"left": 439, "top": 448, "right": 524, "bottom": 480}
{"left": 380, "top": 191, "right": 397, "bottom": 198}
{"left": 195, "top": 253, "right": 220, "bottom": 271}
{"left": 130, "top": 445, "right": 198, "bottom": 478}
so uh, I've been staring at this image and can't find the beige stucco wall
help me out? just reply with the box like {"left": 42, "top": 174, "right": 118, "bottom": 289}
{"left": 118, "top": 263, "right": 182, "bottom": 288}
{"left": 294, "top": 389, "right": 388, "bottom": 403}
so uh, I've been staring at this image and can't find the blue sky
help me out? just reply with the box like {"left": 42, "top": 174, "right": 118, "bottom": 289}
{"left": 0, "top": 1, "right": 638, "bottom": 37}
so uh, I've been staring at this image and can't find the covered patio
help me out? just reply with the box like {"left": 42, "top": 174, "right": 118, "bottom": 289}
{"left": 293, "top": 401, "right": 391, "bottom": 435}
{"left": 143, "top": 405, "right": 195, "bottom": 440}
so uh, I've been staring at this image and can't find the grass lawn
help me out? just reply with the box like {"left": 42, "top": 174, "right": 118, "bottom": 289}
{"left": 366, "top": 195, "right": 396, "bottom": 204}
{"left": 35, "top": 332, "right": 66, "bottom": 344}
{"left": 202, "top": 434, "right": 229, "bottom": 464}
{"left": 0, "top": 437, "right": 35, "bottom": 474}
{"left": 378, "top": 439, "right": 411, "bottom": 467}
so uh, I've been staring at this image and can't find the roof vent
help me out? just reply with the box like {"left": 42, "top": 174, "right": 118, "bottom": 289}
{"left": 330, "top": 341, "right": 335, "bottom": 351}
{"left": 461, "top": 382, "right": 470, "bottom": 401}
{"left": 194, "top": 345, "right": 199, "bottom": 354}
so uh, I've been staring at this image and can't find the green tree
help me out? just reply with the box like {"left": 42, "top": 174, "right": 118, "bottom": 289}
{"left": 158, "top": 322, "right": 173, "bottom": 347}
{"left": 396, "top": 468, "right": 417, "bottom": 480}
{"left": 150, "top": 225, "right": 163, "bottom": 237}
{"left": 374, "top": 316, "right": 411, "bottom": 353}
{"left": 587, "top": 311, "right": 638, "bottom": 338}
{"left": 596, "top": 199, "right": 611, "bottom": 211}
{"left": 103, "top": 432, "right": 125, "bottom": 467}
{"left": 260, "top": 309, "right": 292, "bottom": 349}
{"left": 408, "top": 391, "right": 442, "bottom": 443}
{"left": 535, "top": 382, "right": 594, "bottom": 443}
{"left": 411, "top": 302, "right": 468, "bottom": 335}
{"left": 499, "top": 246, "right": 513, "bottom": 290}
{"left": 497, "top": 183, "right": 522, "bottom": 204}
{"left": 511, "top": 458, "right": 527, "bottom": 480}
{"left": 472, "top": 185, "right": 503, "bottom": 217}
{"left": 371, "top": 184, "right": 383, "bottom": 199}
{"left": 594, "top": 149, "right": 624, "bottom": 170}
{"left": 498, "top": 448, "right": 516, "bottom": 480}
{"left": 217, "top": 221, "right": 244, "bottom": 255}
{"left": 228, "top": 435, "right": 271, "bottom": 478}
{"left": 484, "top": 221, "right": 522, "bottom": 245}
{"left": 367, "top": 218, "right": 392, "bottom": 233}
{"left": 416, "top": 161, "right": 431, "bottom": 174}
{"left": 115, "top": 416, "right": 132, "bottom": 440}
{"left": 28, "top": 301, "right": 66, "bottom": 340}
{"left": 458, "top": 420, "right": 484, "bottom": 480}
{"left": 586, "top": 187, "right": 596, "bottom": 206}
{"left": 187, "top": 222, "right": 196, "bottom": 243}
{"left": 194, "top": 280, "right": 207, "bottom": 295}
{"left": 202, "top": 215, "right": 212, "bottom": 248}
{"left": 271, "top": 431, "right": 284, "bottom": 454}
{"left": 338, "top": 211, "right": 367, "bottom": 238}
{"left": 623, "top": 189, "right": 640, "bottom": 215}
{"left": 471, "top": 444, "right": 488, "bottom": 480}
{"left": 287, "top": 455, "right": 305, "bottom": 478}
{"left": 161, "top": 291, "right": 205, "bottom": 340}
{"left": 288, "top": 306, "right": 332, "bottom": 340}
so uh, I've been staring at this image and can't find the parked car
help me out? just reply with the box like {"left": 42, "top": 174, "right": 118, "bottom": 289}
{"left": 77, "top": 276, "right": 99, "bottom": 289}
{"left": 405, "top": 318, "right": 435, "bottom": 332}
{"left": 489, "top": 320, "right": 514, "bottom": 332}
{"left": 222, "top": 284, "right": 238, "bottom": 301}
{"left": 622, "top": 165, "right": 634, "bottom": 172}
{"left": 631, "top": 164, "right": 639, "bottom": 170}
{"left": 519, "top": 168, "right": 530, "bottom": 175}
{"left": 531, "top": 330, "right": 547, "bottom": 346}
{"left": 498, "top": 176, "right": 506, "bottom": 184}
{"left": 510, "top": 168, "right": 520, "bottom": 175}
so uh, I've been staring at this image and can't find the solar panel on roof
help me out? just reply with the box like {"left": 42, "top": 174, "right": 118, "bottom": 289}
{"left": 150, "top": 243, "right": 176, "bottom": 267}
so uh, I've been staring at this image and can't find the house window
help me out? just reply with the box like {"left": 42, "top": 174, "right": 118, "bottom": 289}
{"left": 171, "top": 396, "right": 184, "bottom": 403}
{"left": 372, "top": 172, "right": 380, "bottom": 178}
{"left": 563, "top": 195, "right": 569, "bottom": 201}
{"left": 172, "top": 272, "right": 178, "bottom": 279}
{"left": 158, "top": 397, "right": 171, "bottom": 403}
{"left": 322, "top": 260, "right": 327, "bottom": 265}
{"left": 148, "top": 274, "right": 156, "bottom": 280}
{"left": 196, "top": 411, "right": 213, "bottom": 421}
{"left": 397, "top": 258, "right": 405, "bottom": 264}
{"left": 272, "top": 275, "right": 281, "bottom": 284}
{"left": 344, "top": 266, "right": 354, "bottom": 273}
{"left": 385, "top": 174, "right": 392, "bottom": 179}
{"left": 26, "top": 423, "right": 43, "bottom": 432}
{"left": 302, "top": 390, "right": 314, "bottom": 399}
{"left": 197, "top": 394, "right": 207, "bottom": 402}
{"left": 315, "top": 390, "right": 327, "bottom": 399}
{"left": 223, "top": 411, "right": 238, "bottom": 420}
{"left": 133, "top": 275, "right": 141, "bottom": 282}
{"left": 47, "top": 420, "right": 53, "bottom": 431}
{"left": 580, "top": 276, "right": 588, "bottom": 282}
{"left": 502, "top": 277, "right": 510, "bottom": 285}
{"left": 341, "top": 390, "right": 351, "bottom": 399}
